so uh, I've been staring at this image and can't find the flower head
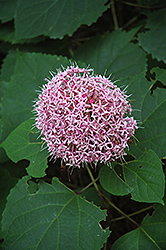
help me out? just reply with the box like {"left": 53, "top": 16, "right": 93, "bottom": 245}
{"left": 34, "top": 66, "right": 137, "bottom": 167}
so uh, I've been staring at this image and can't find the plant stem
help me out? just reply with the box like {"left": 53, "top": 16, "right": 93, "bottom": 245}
{"left": 111, "top": 0, "right": 119, "bottom": 29}
{"left": 76, "top": 177, "right": 99, "bottom": 194}
{"left": 101, "top": 193, "right": 139, "bottom": 227}
{"left": 123, "top": 15, "right": 140, "bottom": 29}
{"left": 110, "top": 205, "right": 154, "bottom": 222}
{"left": 85, "top": 162, "right": 100, "bottom": 193}
{"left": 117, "top": 0, "right": 166, "bottom": 9}
{"left": 85, "top": 162, "right": 139, "bottom": 227}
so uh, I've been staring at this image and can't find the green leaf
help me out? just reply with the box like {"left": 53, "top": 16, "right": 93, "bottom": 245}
{"left": 99, "top": 150, "right": 165, "bottom": 202}
{"left": 0, "top": 22, "right": 46, "bottom": 45}
{"left": 1, "top": 119, "right": 48, "bottom": 178}
{"left": 0, "top": 50, "right": 17, "bottom": 102}
{"left": 1, "top": 52, "right": 69, "bottom": 143}
{"left": 151, "top": 67, "right": 166, "bottom": 85}
{"left": 130, "top": 88, "right": 166, "bottom": 158}
{"left": 0, "top": 0, "right": 17, "bottom": 23}
{"left": 74, "top": 29, "right": 146, "bottom": 79}
{"left": 141, "top": 88, "right": 166, "bottom": 122}
{"left": 123, "top": 150, "right": 165, "bottom": 204}
{"left": 138, "top": 9, "right": 166, "bottom": 63}
{"left": 0, "top": 51, "right": 17, "bottom": 83}
{"left": 112, "top": 204, "right": 166, "bottom": 250}
{"left": 2, "top": 176, "right": 109, "bottom": 250}
{"left": 15, "top": 0, "right": 107, "bottom": 40}
{"left": 99, "top": 164, "right": 133, "bottom": 196}
{"left": 0, "top": 51, "right": 18, "bottom": 163}
{"left": 0, "top": 166, "right": 18, "bottom": 239}
{"left": 117, "top": 72, "right": 150, "bottom": 121}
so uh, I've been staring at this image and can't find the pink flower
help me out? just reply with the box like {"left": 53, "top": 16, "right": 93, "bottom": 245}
{"left": 34, "top": 66, "right": 137, "bottom": 167}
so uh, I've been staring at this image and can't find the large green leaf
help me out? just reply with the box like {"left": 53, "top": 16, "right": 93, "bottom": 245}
{"left": 130, "top": 88, "right": 166, "bottom": 158}
{"left": 138, "top": 9, "right": 166, "bottom": 63}
{"left": 74, "top": 29, "right": 146, "bottom": 79}
{"left": 112, "top": 204, "right": 166, "bottom": 250}
{"left": 99, "top": 150, "right": 164, "bottom": 204}
{"left": 1, "top": 52, "right": 69, "bottom": 143}
{"left": 1, "top": 119, "right": 48, "bottom": 178}
{"left": 15, "top": 0, "right": 107, "bottom": 40}
{"left": 99, "top": 163, "right": 133, "bottom": 196}
{"left": 2, "top": 176, "right": 109, "bottom": 250}
{"left": 0, "top": 0, "right": 17, "bottom": 23}
{"left": 123, "top": 150, "right": 165, "bottom": 204}
{"left": 0, "top": 166, "right": 18, "bottom": 239}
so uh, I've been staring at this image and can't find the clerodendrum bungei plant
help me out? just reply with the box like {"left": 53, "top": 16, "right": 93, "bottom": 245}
{"left": 0, "top": 1, "right": 166, "bottom": 249}
{"left": 34, "top": 66, "right": 137, "bottom": 167}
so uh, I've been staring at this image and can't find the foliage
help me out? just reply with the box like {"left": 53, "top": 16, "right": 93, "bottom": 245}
{"left": 138, "top": 9, "right": 166, "bottom": 63}
{"left": 111, "top": 204, "right": 166, "bottom": 250}
{"left": 2, "top": 176, "right": 109, "bottom": 250}
{"left": 1, "top": 119, "right": 48, "bottom": 178}
{"left": 0, "top": 0, "right": 166, "bottom": 249}
{"left": 99, "top": 150, "right": 165, "bottom": 203}
{"left": 75, "top": 29, "right": 147, "bottom": 79}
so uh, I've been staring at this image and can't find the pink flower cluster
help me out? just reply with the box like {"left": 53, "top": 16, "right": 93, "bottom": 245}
{"left": 34, "top": 66, "right": 137, "bottom": 167}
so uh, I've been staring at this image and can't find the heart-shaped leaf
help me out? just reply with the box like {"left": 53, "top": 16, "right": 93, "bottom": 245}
{"left": 123, "top": 150, "right": 165, "bottom": 204}
{"left": 1, "top": 52, "right": 69, "bottom": 143}
{"left": 1, "top": 119, "right": 48, "bottom": 178}
{"left": 99, "top": 150, "right": 165, "bottom": 204}
{"left": 15, "top": 0, "right": 108, "bottom": 40}
{"left": 2, "top": 176, "right": 109, "bottom": 249}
